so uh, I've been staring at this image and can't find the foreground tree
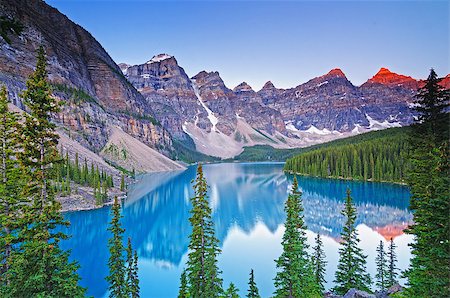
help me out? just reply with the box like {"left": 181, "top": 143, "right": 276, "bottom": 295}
{"left": 312, "top": 233, "right": 327, "bottom": 294}
{"left": 404, "top": 69, "right": 450, "bottom": 297}
{"left": 0, "top": 86, "right": 26, "bottom": 288}
{"left": 126, "top": 238, "right": 140, "bottom": 298}
{"left": 274, "top": 177, "right": 320, "bottom": 297}
{"left": 333, "top": 189, "right": 371, "bottom": 295}
{"left": 375, "top": 241, "right": 387, "bottom": 291}
{"left": 225, "top": 282, "right": 239, "bottom": 298}
{"left": 185, "top": 164, "right": 222, "bottom": 297}
{"left": 246, "top": 269, "right": 260, "bottom": 298}
{"left": 106, "top": 197, "right": 126, "bottom": 297}
{"left": 178, "top": 269, "right": 189, "bottom": 298}
{"left": 386, "top": 238, "right": 398, "bottom": 288}
{"left": 7, "top": 46, "right": 84, "bottom": 297}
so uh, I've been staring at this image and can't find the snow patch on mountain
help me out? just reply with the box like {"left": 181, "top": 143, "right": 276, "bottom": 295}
{"left": 366, "top": 114, "right": 402, "bottom": 129}
{"left": 147, "top": 54, "right": 173, "bottom": 64}
{"left": 191, "top": 79, "right": 219, "bottom": 132}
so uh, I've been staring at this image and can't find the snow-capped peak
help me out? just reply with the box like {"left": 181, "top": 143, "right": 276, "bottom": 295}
{"left": 147, "top": 54, "right": 173, "bottom": 64}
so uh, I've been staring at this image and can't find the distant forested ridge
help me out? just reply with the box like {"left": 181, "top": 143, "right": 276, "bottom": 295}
{"left": 284, "top": 127, "right": 410, "bottom": 183}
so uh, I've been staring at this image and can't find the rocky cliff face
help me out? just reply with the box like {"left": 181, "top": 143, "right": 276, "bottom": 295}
{"left": 0, "top": 0, "right": 172, "bottom": 155}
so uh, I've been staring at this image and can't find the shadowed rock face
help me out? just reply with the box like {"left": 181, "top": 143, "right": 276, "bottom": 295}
{"left": 0, "top": 0, "right": 172, "bottom": 153}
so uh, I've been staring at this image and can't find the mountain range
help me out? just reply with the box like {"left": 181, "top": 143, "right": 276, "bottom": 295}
{"left": 1, "top": 0, "right": 449, "bottom": 166}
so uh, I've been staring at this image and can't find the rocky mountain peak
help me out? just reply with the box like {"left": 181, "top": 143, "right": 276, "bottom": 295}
{"left": 146, "top": 53, "right": 174, "bottom": 64}
{"left": 326, "top": 68, "right": 346, "bottom": 78}
{"left": 233, "top": 82, "right": 254, "bottom": 93}
{"left": 261, "top": 81, "right": 276, "bottom": 90}
{"left": 366, "top": 67, "right": 418, "bottom": 88}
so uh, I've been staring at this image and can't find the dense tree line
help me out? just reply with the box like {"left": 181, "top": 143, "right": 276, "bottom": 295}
{"left": 284, "top": 128, "right": 409, "bottom": 183}
{"left": 53, "top": 151, "right": 115, "bottom": 204}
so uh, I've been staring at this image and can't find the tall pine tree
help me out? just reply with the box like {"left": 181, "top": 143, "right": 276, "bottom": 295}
{"left": 246, "top": 269, "right": 260, "bottom": 298}
{"left": 312, "top": 233, "right": 327, "bottom": 294}
{"left": 0, "top": 86, "right": 26, "bottom": 289}
{"left": 386, "top": 238, "right": 398, "bottom": 288}
{"left": 185, "top": 164, "right": 222, "bottom": 297}
{"left": 375, "top": 240, "right": 387, "bottom": 292}
{"left": 126, "top": 238, "right": 140, "bottom": 298}
{"left": 333, "top": 189, "right": 371, "bottom": 295}
{"left": 8, "top": 46, "right": 84, "bottom": 297}
{"left": 106, "top": 197, "right": 127, "bottom": 297}
{"left": 273, "top": 176, "right": 320, "bottom": 297}
{"left": 404, "top": 69, "right": 450, "bottom": 297}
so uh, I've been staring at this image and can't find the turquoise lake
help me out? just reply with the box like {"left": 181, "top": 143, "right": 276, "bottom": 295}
{"left": 61, "top": 162, "right": 413, "bottom": 297}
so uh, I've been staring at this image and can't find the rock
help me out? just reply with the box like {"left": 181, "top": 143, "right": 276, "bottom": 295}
{"left": 387, "top": 283, "right": 403, "bottom": 295}
{"left": 343, "top": 288, "right": 376, "bottom": 298}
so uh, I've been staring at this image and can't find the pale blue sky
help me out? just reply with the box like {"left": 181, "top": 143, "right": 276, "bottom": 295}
{"left": 46, "top": 0, "right": 449, "bottom": 90}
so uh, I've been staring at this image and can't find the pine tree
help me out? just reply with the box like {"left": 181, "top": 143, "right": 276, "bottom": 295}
{"left": 404, "top": 69, "right": 450, "bottom": 297}
{"left": 8, "top": 46, "right": 85, "bottom": 297}
{"left": 386, "top": 238, "right": 398, "bottom": 288}
{"left": 126, "top": 237, "right": 140, "bottom": 298}
{"left": 178, "top": 268, "right": 189, "bottom": 298}
{"left": 225, "top": 282, "right": 239, "bottom": 298}
{"left": 246, "top": 269, "right": 260, "bottom": 298}
{"left": 312, "top": 233, "right": 327, "bottom": 293}
{"left": 333, "top": 189, "right": 371, "bottom": 295}
{"left": 106, "top": 197, "right": 127, "bottom": 297}
{"left": 185, "top": 164, "right": 222, "bottom": 297}
{"left": 121, "top": 174, "right": 126, "bottom": 191}
{"left": 375, "top": 240, "right": 387, "bottom": 292}
{"left": 274, "top": 176, "right": 320, "bottom": 297}
{"left": 0, "top": 86, "right": 27, "bottom": 289}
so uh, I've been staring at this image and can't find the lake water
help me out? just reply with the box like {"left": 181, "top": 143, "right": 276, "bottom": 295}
{"left": 61, "top": 162, "right": 413, "bottom": 298}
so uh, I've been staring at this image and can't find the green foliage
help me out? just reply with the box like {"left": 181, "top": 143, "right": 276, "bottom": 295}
{"left": 171, "top": 139, "right": 219, "bottom": 164}
{"left": 403, "top": 69, "right": 450, "bottom": 297}
{"left": 106, "top": 197, "right": 127, "bottom": 297}
{"left": 225, "top": 282, "right": 240, "bottom": 298}
{"left": 375, "top": 240, "right": 388, "bottom": 291}
{"left": 387, "top": 238, "right": 398, "bottom": 288}
{"left": 333, "top": 189, "right": 371, "bottom": 295}
{"left": 312, "top": 234, "right": 327, "bottom": 294}
{"left": 246, "top": 269, "right": 260, "bottom": 298}
{"left": 51, "top": 83, "right": 97, "bottom": 104}
{"left": 120, "top": 109, "right": 160, "bottom": 126}
{"left": 0, "top": 86, "right": 27, "bottom": 289}
{"left": 185, "top": 164, "right": 223, "bottom": 297}
{"left": 273, "top": 177, "right": 320, "bottom": 297}
{"left": 285, "top": 127, "right": 409, "bottom": 183}
{"left": 126, "top": 238, "right": 140, "bottom": 298}
{"left": 54, "top": 151, "right": 115, "bottom": 202}
{"left": 5, "top": 46, "right": 85, "bottom": 297}
{"left": 0, "top": 16, "right": 23, "bottom": 44}
{"left": 178, "top": 268, "right": 190, "bottom": 298}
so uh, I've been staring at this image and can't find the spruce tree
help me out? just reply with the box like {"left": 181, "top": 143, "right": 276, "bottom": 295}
{"left": 273, "top": 176, "right": 320, "bottom": 297}
{"left": 375, "top": 240, "right": 387, "bottom": 292}
{"left": 404, "top": 69, "right": 450, "bottom": 297}
{"left": 106, "top": 197, "right": 127, "bottom": 297}
{"left": 178, "top": 268, "right": 189, "bottom": 298}
{"left": 333, "top": 189, "right": 371, "bottom": 295}
{"left": 0, "top": 86, "right": 26, "bottom": 289}
{"left": 312, "top": 233, "right": 327, "bottom": 293}
{"left": 185, "top": 164, "right": 222, "bottom": 297}
{"left": 121, "top": 174, "right": 126, "bottom": 191}
{"left": 386, "top": 238, "right": 398, "bottom": 288}
{"left": 126, "top": 238, "right": 140, "bottom": 298}
{"left": 225, "top": 282, "right": 239, "bottom": 298}
{"left": 246, "top": 269, "right": 260, "bottom": 298}
{"left": 8, "top": 46, "right": 85, "bottom": 297}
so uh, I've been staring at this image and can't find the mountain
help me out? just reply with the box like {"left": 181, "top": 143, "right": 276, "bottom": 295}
{"left": 1, "top": 0, "right": 448, "bottom": 162}
{"left": 0, "top": 0, "right": 182, "bottom": 172}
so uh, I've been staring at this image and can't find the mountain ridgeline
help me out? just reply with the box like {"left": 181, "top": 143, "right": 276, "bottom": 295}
{"left": 284, "top": 127, "right": 410, "bottom": 183}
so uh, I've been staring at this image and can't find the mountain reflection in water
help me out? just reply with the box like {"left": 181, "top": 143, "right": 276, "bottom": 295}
{"left": 62, "top": 162, "right": 412, "bottom": 298}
